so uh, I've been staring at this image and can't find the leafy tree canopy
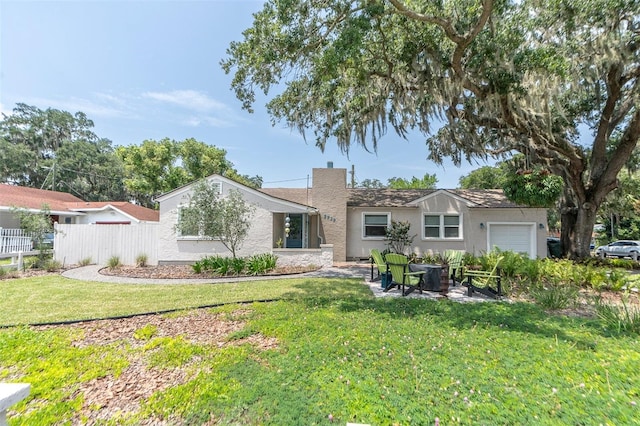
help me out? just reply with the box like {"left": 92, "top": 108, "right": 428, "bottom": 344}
{"left": 0, "top": 103, "right": 100, "bottom": 188}
{"left": 458, "top": 165, "right": 508, "bottom": 189}
{"left": 388, "top": 173, "right": 438, "bottom": 189}
{"left": 358, "top": 178, "right": 386, "bottom": 188}
{"left": 222, "top": 0, "right": 640, "bottom": 259}
{"left": 117, "top": 138, "right": 262, "bottom": 207}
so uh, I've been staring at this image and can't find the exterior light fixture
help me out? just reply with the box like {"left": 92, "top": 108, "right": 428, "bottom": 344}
{"left": 480, "top": 223, "right": 485, "bottom": 229}
{"left": 285, "top": 216, "right": 291, "bottom": 237}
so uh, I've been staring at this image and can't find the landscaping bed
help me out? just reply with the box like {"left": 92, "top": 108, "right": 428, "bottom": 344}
{"left": 98, "top": 264, "right": 320, "bottom": 279}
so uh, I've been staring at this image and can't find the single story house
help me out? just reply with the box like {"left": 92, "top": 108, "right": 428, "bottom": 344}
{"left": 152, "top": 165, "right": 547, "bottom": 266}
{"left": 0, "top": 184, "right": 159, "bottom": 227}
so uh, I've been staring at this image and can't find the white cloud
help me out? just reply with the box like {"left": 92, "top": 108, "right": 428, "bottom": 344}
{"left": 143, "top": 90, "right": 228, "bottom": 113}
{"left": 25, "top": 95, "right": 130, "bottom": 119}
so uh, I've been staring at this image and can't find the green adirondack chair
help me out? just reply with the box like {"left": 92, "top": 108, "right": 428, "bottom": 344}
{"left": 444, "top": 249, "right": 465, "bottom": 286}
{"left": 370, "top": 249, "right": 389, "bottom": 282}
{"left": 463, "top": 255, "right": 504, "bottom": 299}
{"left": 384, "top": 253, "right": 426, "bottom": 296}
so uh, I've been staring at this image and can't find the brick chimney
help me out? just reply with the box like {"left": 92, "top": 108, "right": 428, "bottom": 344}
{"left": 311, "top": 165, "right": 348, "bottom": 263}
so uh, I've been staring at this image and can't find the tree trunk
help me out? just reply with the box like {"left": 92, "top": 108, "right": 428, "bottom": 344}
{"left": 561, "top": 193, "right": 599, "bottom": 260}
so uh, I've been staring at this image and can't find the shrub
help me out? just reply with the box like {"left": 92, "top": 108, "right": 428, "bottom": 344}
{"left": 78, "top": 257, "right": 92, "bottom": 267}
{"left": 606, "top": 269, "right": 629, "bottom": 291}
{"left": 608, "top": 258, "right": 637, "bottom": 270}
{"left": 246, "top": 253, "right": 278, "bottom": 275}
{"left": 595, "top": 293, "right": 640, "bottom": 334}
{"left": 497, "top": 250, "right": 527, "bottom": 278}
{"left": 230, "top": 257, "right": 246, "bottom": 275}
{"left": 531, "top": 282, "right": 580, "bottom": 310}
{"left": 191, "top": 260, "right": 204, "bottom": 274}
{"left": 107, "top": 256, "right": 121, "bottom": 269}
{"left": 45, "top": 259, "right": 62, "bottom": 272}
{"left": 136, "top": 254, "right": 149, "bottom": 267}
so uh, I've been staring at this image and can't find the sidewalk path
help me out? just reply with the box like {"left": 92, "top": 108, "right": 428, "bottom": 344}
{"left": 62, "top": 263, "right": 500, "bottom": 303}
{"left": 61, "top": 263, "right": 372, "bottom": 285}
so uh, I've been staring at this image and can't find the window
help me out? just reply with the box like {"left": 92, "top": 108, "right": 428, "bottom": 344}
{"left": 423, "top": 214, "right": 461, "bottom": 239}
{"left": 177, "top": 206, "right": 201, "bottom": 238}
{"left": 177, "top": 206, "right": 219, "bottom": 239}
{"left": 363, "top": 213, "right": 390, "bottom": 238}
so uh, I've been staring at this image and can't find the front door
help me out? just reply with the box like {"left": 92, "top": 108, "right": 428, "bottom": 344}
{"left": 286, "top": 214, "right": 304, "bottom": 248}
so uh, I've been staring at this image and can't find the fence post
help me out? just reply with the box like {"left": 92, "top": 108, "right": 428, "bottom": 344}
{"left": 0, "top": 383, "right": 30, "bottom": 426}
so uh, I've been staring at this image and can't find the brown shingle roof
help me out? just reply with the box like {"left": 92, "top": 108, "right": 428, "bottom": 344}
{"left": 66, "top": 201, "right": 159, "bottom": 222}
{"left": 347, "top": 188, "right": 527, "bottom": 208}
{"left": 347, "top": 188, "right": 433, "bottom": 207}
{"left": 0, "top": 184, "right": 159, "bottom": 221}
{"left": 0, "top": 183, "right": 84, "bottom": 211}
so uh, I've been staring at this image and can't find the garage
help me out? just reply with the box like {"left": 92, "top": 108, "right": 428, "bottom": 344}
{"left": 487, "top": 223, "right": 536, "bottom": 258}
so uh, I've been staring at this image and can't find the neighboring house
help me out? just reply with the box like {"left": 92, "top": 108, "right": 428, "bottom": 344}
{"left": 152, "top": 165, "right": 547, "bottom": 266}
{"left": 0, "top": 184, "right": 159, "bottom": 227}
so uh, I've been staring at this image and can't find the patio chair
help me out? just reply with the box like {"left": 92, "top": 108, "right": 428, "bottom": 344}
{"left": 444, "top": 249, "right": 465, "bottom": 286}
{"left": 384, "top": 253, "right": 426, "bottom": 296}
{"left": 370, "top": 249, "right": 389, "bottom": 282}
{"left": 463, "top": 255, "right": 504, "bottom": 299}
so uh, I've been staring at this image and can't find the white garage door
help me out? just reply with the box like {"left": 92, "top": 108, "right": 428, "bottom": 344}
{"left": 488, "top": 224, "right": 534, "bottom": 257}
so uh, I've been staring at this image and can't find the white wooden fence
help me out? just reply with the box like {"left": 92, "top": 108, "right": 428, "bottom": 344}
{"left": 0, "top": 228, "right": 32, "bottom": 254}
{"left": 54, "top": 223, "right": 159, "bottom": 266}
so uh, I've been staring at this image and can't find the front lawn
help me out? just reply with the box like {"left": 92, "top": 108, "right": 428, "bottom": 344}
{"left": 1, "top": 275, "right": 639, "bottom": 425}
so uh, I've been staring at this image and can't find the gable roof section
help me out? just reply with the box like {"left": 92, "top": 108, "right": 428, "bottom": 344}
{"left": 154, "top": 175, "right": 317, "bottom": 213}
{"left": 347, "top": 188, "right": 528, "bottom": 208}
{"left": 258, "top": 188, "right": 312, "bottom": 207}
{"left": 0, "top": 184, "right": 159, "bottom": 221}
{"left": 66, "top": 201, "right": 160, "bottom": 222}
{"left": 0, "top": 183, "right": 84, "bottom": 213}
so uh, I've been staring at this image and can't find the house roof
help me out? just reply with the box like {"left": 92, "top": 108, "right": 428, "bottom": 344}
{"left": 258, "top": 188, "right": 313, "bottom": 207}
{"left": 0, "top": 183, "right": 84, "bottom": 212}
{"left": 346, "top": 188, "right": 527, "bottom": 208}
{"left": 259, "top": 186, "right": 526, "bottom": 209}
{"left": 66, "top": 201, "right": 160, "bottom": 222}
{"left": 0, "top": 184, "right": 159, "bottom": 221}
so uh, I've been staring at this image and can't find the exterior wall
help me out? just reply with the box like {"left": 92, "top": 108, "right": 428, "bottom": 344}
{"left": 157, "top": 184, "right": 273, "bottom": 263}
{"left": 346, "top": 193, "right": 548, "bottom": 260}
{"left": 273, "top": 244, "right": 333, "bottom": 268}
{"left": 75, "top": 210, "right": 134, "bottom": 224}
{"left": 0, "top": 211, "right": 21, "bottom": 229}
{"left": 473, "top": 208, "right": 548, "bottom": 258}
{"left": 312, "top": 168, "right": 348, "bottom": 263}
{"left": 54, "top": 223, "right": 159, "bottom": 266}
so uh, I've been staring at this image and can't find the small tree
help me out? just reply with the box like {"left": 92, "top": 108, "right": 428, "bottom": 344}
{"left": 216, "top": 189, "right": 255, "bottom": 258}
{"left": 385, "top": 220, "right": 415, "bottom": 254}
{"left": 11, "top": 204, "right": 53, "bottom": 267}
{"left": 176, "top": 180, "right": 255, "bottom": 259}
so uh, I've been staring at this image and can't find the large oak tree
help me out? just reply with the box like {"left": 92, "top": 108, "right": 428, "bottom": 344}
{"left": 222, "top": 0, "right": 640, "bottom": 259}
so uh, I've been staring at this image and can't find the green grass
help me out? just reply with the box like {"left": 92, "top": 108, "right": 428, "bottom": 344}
{"left": 1, "top": 276, "right": 639, "bottom": 425}
{"left": 0, "top": 275, "right": 370, "bottom": 326}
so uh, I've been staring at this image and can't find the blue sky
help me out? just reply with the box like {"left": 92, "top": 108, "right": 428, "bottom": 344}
{"left": 0, "top": 0, "right": 490, "bottom": 188}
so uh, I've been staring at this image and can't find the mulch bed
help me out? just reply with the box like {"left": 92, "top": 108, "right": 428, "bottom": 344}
{"left": 98, "top": 264, "right": 319, "bottom": 279}
{"left": 32, "top": 308, "right": 278, "bottom": 424}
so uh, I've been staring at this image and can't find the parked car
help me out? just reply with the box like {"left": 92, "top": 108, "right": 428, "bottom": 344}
{"left": 594, "top": 240, "right": 640, "bottom": 260}
{"left": 32, "top": 232, "right": 54, "bottom": 250}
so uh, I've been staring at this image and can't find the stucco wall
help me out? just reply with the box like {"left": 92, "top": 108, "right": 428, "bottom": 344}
{"left": 157, "top": 184, "right": 273, "bottom": 263}
{"left": 346, "top": 192, "right": 548, "bottom": 260}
